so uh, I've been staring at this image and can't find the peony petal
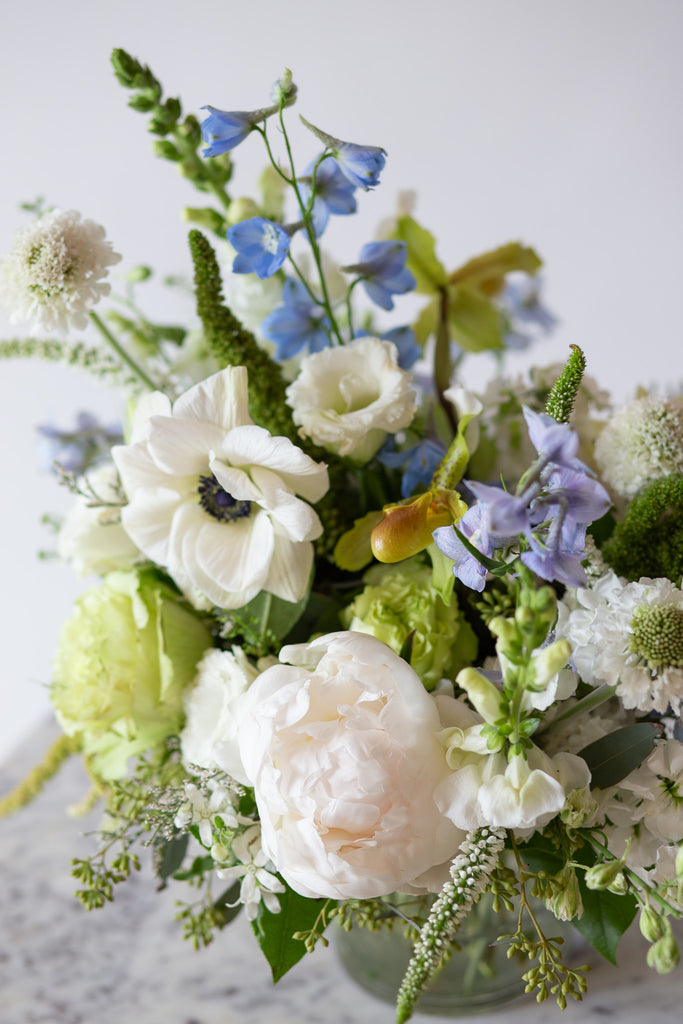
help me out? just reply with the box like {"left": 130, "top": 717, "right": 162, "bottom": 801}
{"left": 172, "top": 366, "right": 252, "bottom": 432}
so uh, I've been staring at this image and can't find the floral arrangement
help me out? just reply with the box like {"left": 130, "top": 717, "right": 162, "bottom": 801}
{"left": 2, "top": 49, "right": 682, "bottom": 1022}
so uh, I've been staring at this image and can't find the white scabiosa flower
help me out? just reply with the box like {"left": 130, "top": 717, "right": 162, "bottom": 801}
{"left": 0, "top": 209, "right": 121, "bottom": 333}
{"left": 112, "top": 366, "right": 329, "bottom": 610}
{"left": 285, "top": 336, "right": 417, "bottom": 463}
{"left": 594, "top": 395, "right": 683, "bottom": 499}
{"left": 557, "top": 573, "right": 683, "bottom": 714}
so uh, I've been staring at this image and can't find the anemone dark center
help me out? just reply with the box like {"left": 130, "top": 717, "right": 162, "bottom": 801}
{"left": 197, "top": 474, "right": 251, "bottom": 523}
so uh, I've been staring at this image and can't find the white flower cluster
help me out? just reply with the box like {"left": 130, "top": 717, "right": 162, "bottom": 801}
{"left": 0, "top": 209, "right": 121, "bottom": 333}
{"left": 557, "top": 570, "right": 683, "bottom": 714}
{"left": 594, "top": 395, "right": 683, "bottom": 499}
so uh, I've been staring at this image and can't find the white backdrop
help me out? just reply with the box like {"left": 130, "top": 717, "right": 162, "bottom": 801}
{"left": 1, "top": 0, "right": 682, "bottom": 761}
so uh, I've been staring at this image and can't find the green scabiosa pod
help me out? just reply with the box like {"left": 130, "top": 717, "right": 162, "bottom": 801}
{"left": 544, "top": 344, "right": 586, "bottom": 423}
{"left": 602, "top": 474, "right": 683, "bottom": 584}
{"left": 51, "top": 570, "right": 212, "bottom": 780}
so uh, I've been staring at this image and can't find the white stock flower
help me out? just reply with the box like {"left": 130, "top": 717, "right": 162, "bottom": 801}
{"left": 594, "top": 395, "right": 683, "bottom": 499}
{"left": 0, "top": 209, "right": 121, "bottom": 332}
{"left": 236, "top": 631, "right": 466, "bottom": 900}
{"left": 434, "top": 677, "right": 590, "bottom": 831}
{"left": 285, "top": 336, "right": 417, "bottom": 463}
{"left": 112, "top": 367, "right": 329, "bottom": 610}
{"left": 180, "top": 647, "right": 259, "bottom": 785}
{"left": 57, "top": 463, "right": 140, "bottom": 577}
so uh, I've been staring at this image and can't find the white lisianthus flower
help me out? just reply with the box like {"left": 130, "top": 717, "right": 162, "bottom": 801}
{"left": 236, "top": 631, "right": 466, "bottom": 900}
{"left": 594, "top": 395, "right": 683, "bottom": 499}
{"left": 180, "top": 647, "right": 260, "bottom": 785}
{"left": 57, "top": 463, "right": 140, "bottom": 577}
{"left": 0, "top": 209, "right": 121, "bottom": 333}
{"left": 285, "top": 337, "right": 417, "bottom": 463}
{"left": 112, "top": 366, "right": 329, "bottom": 610}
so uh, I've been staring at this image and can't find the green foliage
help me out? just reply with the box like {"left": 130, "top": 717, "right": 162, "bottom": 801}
{"left": 577, "top": 724, "right": 661, "bottom": 789}
{"left": 176, "top": 880, "right": 243, "bottom": 949}
{"left": 218, "top": 582, "right": 312, "bottom": 657}
{"left": 573, "top": 874, "right": 638, "bottom": 964}
{"left": 544, "top": 345, "right": 586, "bottom": 424}
{"left": 602, "top": 475, "right": 683, "bottom": 585}
{"left": 0, "top": 337, "right": 139, "bottom": 390}
{"left": 110, "top": 48, "right": 231, "bottom": 230}
{"left": 251, "top": 884, "right": 336, "bottom": 982}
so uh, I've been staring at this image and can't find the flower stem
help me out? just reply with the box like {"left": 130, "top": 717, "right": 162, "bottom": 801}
{"left": 89, "top": 311, "right": 161, "bottom": 392}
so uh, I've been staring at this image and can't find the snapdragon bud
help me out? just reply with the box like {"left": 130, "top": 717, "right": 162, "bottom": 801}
{"left": 226, "top": 197, "right": 261, "bottom": 226}
{"left": 533, "top": 640, "right": 571, "bottom": 686}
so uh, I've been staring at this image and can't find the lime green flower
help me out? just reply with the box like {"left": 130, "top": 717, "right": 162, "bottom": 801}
{"left": 51, "top": 570, "right": 212, "bottom": 779}
{"left": 341, "top": 561, "right": 477, "bottom": 690}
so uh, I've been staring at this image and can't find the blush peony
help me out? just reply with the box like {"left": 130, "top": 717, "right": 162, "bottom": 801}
{"left": 236, "top": 631, "right": 465, "bottom": 900}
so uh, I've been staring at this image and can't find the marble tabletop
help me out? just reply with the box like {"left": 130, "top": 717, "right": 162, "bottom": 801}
{"left": 1, "top": 720, "right": 682, "bottom": 1024}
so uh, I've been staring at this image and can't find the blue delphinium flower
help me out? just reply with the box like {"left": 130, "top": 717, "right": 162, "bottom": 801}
{"left": 333, "top": 141, "right": 387, "bottom": 190}
{"left": 433, "top": 506, "right": 498, "bottom": 593}
{"left": 501, "top": 274, "right": 557, "bottom": 351}
{"left": 379, "top": 438, "right": 446, "bottom": 498}
{"left": 299, "top": 156, "right": 357, "bottom": 237}
{"left": 355, "top": 325, "right": 421, "bottom": 370}
{"left": 201, "top": 107, "right": 258, "bottom": 157}
{"left": 300, "top": 116, "right": 387, "bottom": 190}
{"left": 227, "top": 218, "right": 291, "bottom": 279}
{"left": 261, "top": 278, "right": 331, "bottom": 359}
{"left": 344, "top": 241, "right": 415, "bottom": 311}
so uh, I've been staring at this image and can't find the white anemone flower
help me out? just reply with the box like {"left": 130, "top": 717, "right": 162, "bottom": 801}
{"left": 0, "top": 209, "right": 121, "bottom": 333}
{"left": 112, "top": 366, "right": 329, "bottom": 610}
{"left": 285, "top": 336, "right": 417, "bottom": 463}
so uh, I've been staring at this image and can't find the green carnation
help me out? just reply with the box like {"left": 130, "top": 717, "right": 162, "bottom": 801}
{"left": 341, "top": 561, "right": 477, "bottom": 690}
{"left": 51, "top": 570, "right": 212, "bottom": 779}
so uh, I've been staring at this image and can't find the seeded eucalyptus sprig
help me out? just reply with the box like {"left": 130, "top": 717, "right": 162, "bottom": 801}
{"left": 111, "top": 48, "right": 232, "bottom": 233}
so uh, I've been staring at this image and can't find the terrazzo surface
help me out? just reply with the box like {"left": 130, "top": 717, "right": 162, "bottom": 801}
{"left": 1, "top": 721, "right": 681, "bottom": 1024}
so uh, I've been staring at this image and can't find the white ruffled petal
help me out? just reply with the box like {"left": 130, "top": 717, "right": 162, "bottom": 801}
{"left": 172, "top": 366, "right": 252, "bottom": 432}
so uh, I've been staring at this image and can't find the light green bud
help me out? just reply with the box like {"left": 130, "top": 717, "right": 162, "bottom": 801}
{"left": 489, "top": 616, "right": 517, "bottom": 648}
{"left": 551, "top": 868, "right": 583, "bottom": 922}
{"left": 226, "top": 197, "right": 261, "bottom": 226}
{"left": 646, "top": 933, "right": 680, "bottom": 974}
{"left": 211, "top": 842, "right": 229, "bottom": 863}
{"left": 342, "top": 561, "right": 477, "bottom": 690}
{"left": 584, "top": 858, "right": 627, "bottom": 891}
{"left": 607, "top": 872, "right": 629, "bottom": 895}
{"left": 51, "top": 571, "right": 211, "bottom": 780}
{"left": 457, "top": 668, "right": 504, "bottom": 725}
{"left": 640, "top": 906, "right": 665, "bottom": 943}
{"left": 515, "top": 605, "right": 535, "bottom": 630}
{"left": 675, "top": 843, "right": 683, "bottom": 878}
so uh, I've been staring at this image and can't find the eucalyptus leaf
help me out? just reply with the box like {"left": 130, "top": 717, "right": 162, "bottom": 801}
{"left": 154, "top": 833, "right": 189, "bottom": 884}
{"left": 578, "top": 723, "right": 661, "bottom": 789}
{"left": 251, "top": 885, "right": 335, "bottom": 982}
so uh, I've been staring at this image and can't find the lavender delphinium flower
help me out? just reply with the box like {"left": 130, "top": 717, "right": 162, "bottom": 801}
{"left": 356, "top": 326, "right": 421, "bottom": 371}
{"left": 500, "top": 274, "right": 557, "bottom": 351}
{"left": 201, "top": 108, "right": 259, "bottom": 156}
{"left": 38, "top": 412, "right": 123, "bottom": 476}
{"left": 433, "top": 506, "right": 499, "bottom": 592}
{"left": 226, "top": 218, "right": 292, "bottom": 279}
{"left": 299, "top": 155, "right": 357, "bottom": 237}
{"left": 261, "top": 278, "right": 331, "bottom": 359}
{"left": 343, "top": 241, "right": 415, "bottom": 311}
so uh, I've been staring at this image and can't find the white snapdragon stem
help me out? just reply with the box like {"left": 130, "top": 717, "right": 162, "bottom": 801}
{"left": 396, "top": 826, "right": 506, "bottom": 1023}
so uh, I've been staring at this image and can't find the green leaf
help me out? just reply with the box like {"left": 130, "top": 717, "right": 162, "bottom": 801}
{"left": 578, "top": 723, "right": 661, "bottom": 789}
{"left": 450, "top": 242, "right": 542, "bottom": 291}
{"left": 251, "top": 885, "right": 335, "bottom": 982}
{"left": 393, "top": 215, "right": 449, "bottom": 294}
{"left": 448, "top": 284, "right": 504, "bottom": 353}
{"left": 573, "top": 883, "right": 637, "bottom": 965}
{"left": 427, "top": 542, "right": 455, "bottom": 604}
{"left": 333, "top": 510, "right": 383, "bottom": 571}
{"left": 214, "top": 881, "right": 243, "bottom": 927}
{"left": 516, "top": 834, "right": 564, "bottom": 876}
{"left": 231, "top": 583, "right": 311, "bottom": 645}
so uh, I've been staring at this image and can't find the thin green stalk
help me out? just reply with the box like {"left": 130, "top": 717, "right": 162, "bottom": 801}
{"left": 89, "top": 311, "right": 161, "bottom": 392}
